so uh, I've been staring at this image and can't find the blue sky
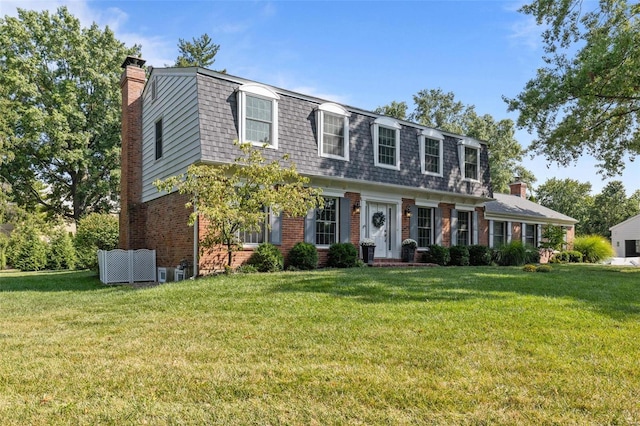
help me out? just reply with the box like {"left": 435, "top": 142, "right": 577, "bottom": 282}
{"left": 2, "top": 0, "right": 638, "bottom": 196}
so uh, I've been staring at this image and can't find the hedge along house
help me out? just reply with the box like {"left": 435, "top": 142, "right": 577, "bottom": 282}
{"left": 119, "top": 57, "right": 573, "bottom": 274}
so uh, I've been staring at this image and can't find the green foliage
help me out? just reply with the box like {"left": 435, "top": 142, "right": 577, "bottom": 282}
{"left": 573, "top": 235, "right": 615, "bottom": 264}
{"left": 540, "top": 225, "right": 567, "bottom": 251}
{"left": 175, "top": 33, "right": 224, "bottom": 71}
{"left": 422, "top": 245, "right": 450, "bottom": 266}
{"left": 449, "top": 245, "right": 470, "bottom": 266}
{"left": 506, "top": 0, "right": 640, "bottom": 176}
{"left": 327, "top": 243, "right": 358, "bottom": 268}
{"left": 536, "top": 178, "right": 593, "bottom": 235}
{"left": 0, "top": 7, "right": 139, "bottom": 222}
{"left": 155, "top": 142, "right": 322, "bottom": 268}
{"left": 74, "top": 213, "right": 119, "bottom": 270}
{"left": 248, "top": 243, "right": 284, "bottom": 272}
{"left": 235, "top": 264, "right": 258, "bottom": 274}
{"left": 553, "top": 250, "right": 584, "bottom": 263}
{"left": 0, "top": 233, "right": 8, "bottom": 270}
{"left": 523, "top": 264, "right": 537, "bottom": 273}
{"left": 585, "top": 181, "right": 640, "bottom": 237}
{"left": 469, "top": 244, "right": 492, "bottom": 266}
{"left": 374, "top": 101, "right": 408, "bottom": 120}
{"left": 536, "top": 265, "right": 553, "bottom": 273}
{"left": 494, "top": 241, "right": 528, "bottom": 266}
{"left": 287, "top": 242, "right": 318, "bottom": 270}
{"left": 7, "top": 216, "right": 48, "bottom": 271}
{"left": 47, "top": 228, "right": 77, "bottom": 270}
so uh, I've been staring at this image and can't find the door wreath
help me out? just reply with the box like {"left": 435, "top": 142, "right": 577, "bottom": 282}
{"left": 372, "top": 211, "right": 386, "bottom": 228}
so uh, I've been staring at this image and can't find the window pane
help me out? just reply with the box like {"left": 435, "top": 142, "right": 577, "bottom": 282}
{"left": 424, "top": 138, "right": 439, "bottom": 173}
{"left": 246, "top": 96, "right": 272, "bottom": 122}
{"left": 493, "top": 221, "right": 505, "bottom": 247}
{"left": 246, "top": 120, "right": 271, "bottom": 144}
{"left": 464, "top": 147, "right": 478, "bottom": 180}
{"left": 457, "top": 211, "right": 470, "bottom": 246}
{"left": 316, "top": 197, "right": 338, "bottom": 245}
{"left": 378, "top": 126, "right": 396, "bottom": 165}
{"left": 417, "top": 207, "right": 432, "bottom": 247}
{"left": 525, "top": 224, "right": 536, "bottom": 246}
{"left": 155, "top": 119, "right": 163, "bottom": 160}
{"left": 323, "top": 113, "right": 344, "bottom": 157}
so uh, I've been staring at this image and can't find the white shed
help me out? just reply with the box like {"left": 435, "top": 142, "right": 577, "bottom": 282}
{"left": 610, "top": 214, "right": 640, "bottom": 257}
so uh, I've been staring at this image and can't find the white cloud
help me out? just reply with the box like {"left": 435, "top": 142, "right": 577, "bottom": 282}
{"left": 508, "top": 15, "right": 543, "bottom": 50}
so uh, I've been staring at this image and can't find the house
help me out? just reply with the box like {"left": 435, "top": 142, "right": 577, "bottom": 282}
{"left": 610, "top": 214, "right": 640, "bottom": 258}
{"left": 118, "top": 56, "right": 576, "bottom": 274}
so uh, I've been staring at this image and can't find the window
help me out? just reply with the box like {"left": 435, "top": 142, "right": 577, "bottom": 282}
{"left": 493, "top": 221, "right": 506, "bottom": 247}
{"left": 457, "top": 211, "right": 470, "bottom": 246}
{"left": 372, "top": 117, "right": 401, "bottom": 170}
{"left": 317, "top": 103, "right": 350, "bottom": 160}
{"left": 458, "top": 138, "right": 481, "bottom": 181}
{"left": 237, "top": 84, "right": 279, "bottom": 148}
{"left": 524, "top": 224, "right": 537, "bottom": 246}
{"left": 316, "top": 197, "right": 338, "bottom": 245}
{"left": 417, "top": 207, "right": 433, "bottom": 248}
{"left": 151, "top": 77, "right": 157, "bottom": 101}
{"left": 419, "top": 129, "right": 444, "bottom": 176}
{"left": 155, "top": 119, "right": 163, "bottom": 160}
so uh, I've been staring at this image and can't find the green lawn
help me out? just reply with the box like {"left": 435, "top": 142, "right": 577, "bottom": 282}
{"left": 1, "top": 265, "right": 639, "bottom": 425}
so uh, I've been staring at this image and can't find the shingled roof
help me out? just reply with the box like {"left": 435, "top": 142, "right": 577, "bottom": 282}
{"left": 484, "top": 193, "right": 577, "bottom": 226}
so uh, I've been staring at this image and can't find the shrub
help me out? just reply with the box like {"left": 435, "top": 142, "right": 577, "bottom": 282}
{"left": 449, "top": 245, "right": 470, "bottom": 266}
{"left": 495, "top": 241, "right": 527, "bottom": 266}
{"left": 536, "top": 264, "right": 553, "bottom": 273}
{"left": 236, "top": 264, "right": 258, "bottom": 273}
{"left": 573, "top": 235, "right": 615, "bottom": 263}
{"left": 287, "top": 242, "right": 318, "bottom": 270}
{"left": 74, "top": 213, "right": 119, "bottom": 270}
{"left": 554, "top": 250, "right": 583, "bottom": 263}
{"left": 525, "top": 245, "right": 541, "bottom": 264}
{"left": 327, "top": 243, "right": 358, "bottom": 268}
{"left": 248, "top": 243, "right": 284, "bottom": 272}
{"left": 523, "top": 264, "right": 537, "bottom": 272}
{"left": 469, "top": 244, "right": 491, "bottom": 266}
{"left": 47, "top": 228, "right": 77, "bottom": 270}
{"left": 0, "top": 233, "right": 8, "bottom": 270}
{"left": 7, "top": 216, "right": 48, "bottom": 271}
{"left": 567, "top": 250, "right": 583, "bottom": 263}
{"left": 422, "top": 245, "right": 449, "bottom": 266}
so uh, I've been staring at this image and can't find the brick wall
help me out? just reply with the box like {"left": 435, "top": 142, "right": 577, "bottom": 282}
{"left": 477, "top": 207, "right": 489, "bottom": 246}
{"left": 145, "top": 192, "right": 194, "bottom": 269}
{"left": 440, "top": 203, "right": 455, "bottom": 247}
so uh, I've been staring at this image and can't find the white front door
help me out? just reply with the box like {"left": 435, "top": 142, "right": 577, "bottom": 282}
{"left": 368, "top": 203, "right": 393, "bottom": 258}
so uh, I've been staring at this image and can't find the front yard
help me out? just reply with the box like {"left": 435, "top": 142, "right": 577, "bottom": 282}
{"left": 0, "top": 265, "right": 639, "bottom": 424}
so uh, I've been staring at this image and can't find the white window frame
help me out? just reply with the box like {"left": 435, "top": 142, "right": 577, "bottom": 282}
{"left": 417, "top": 206, "right": 434, "bottom": 249}
{"left": 237, "top": 83, "right": 279, "bottom": 149}
{"left": 418, "top": 129, "right": 444, "bottom": 176}
{"left": 457, "top": 210, "right": 472, "bottom": 246}
{"left": 315, "top": 196, "right": 339, "bottom": 247}
{"left": 372, "top": 117, "right": 401, "bottom": 171}
{"left": 457, "top": 138, "right": 481, "bottom": 181}
{"left": 317, "top": 103, "right": 350, "bottom": 161}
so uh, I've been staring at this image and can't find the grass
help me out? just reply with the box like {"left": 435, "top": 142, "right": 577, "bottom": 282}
{"left": 1, "top": 265, "right": 639, "bottom": 425}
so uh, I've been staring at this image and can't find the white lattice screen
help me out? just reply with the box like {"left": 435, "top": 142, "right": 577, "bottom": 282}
{"left": 98, "top": 249, "right": 156, "bottom": 284}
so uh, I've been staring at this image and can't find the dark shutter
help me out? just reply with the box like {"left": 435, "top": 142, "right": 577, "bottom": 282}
{"left": 472, "top": 211, "right": 479, "bottom": 245}
{"left": 304, "top": 209, "right": 316, "bottom": 244}
{"left": 434, "top": 208, "right": 443, "bottom": 245}
{"left": 269, "top": 210, "right": 282, "bottom": 246}
{"left": 339, "top": 197, "right": 351, "bottom": 243}
{"left": 409, "top": 205, "right": 418, "bottom": 241}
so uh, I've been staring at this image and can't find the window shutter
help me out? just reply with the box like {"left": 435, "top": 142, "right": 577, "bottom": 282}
{"left": 489, "top": 220, "right": 494, "bottom": 248}
{"left": 537, "top": 224, "right": 542, "bottom": 247}
{"left": 434, "top": 208, "right": 443, "bottom": 245}
{"left": 409, "top": 205, "right": 418, "bottom": 241}
{"left": 339, "top": 197, "right": 351, "bottom": 243}
{"left": 507, "top": 221, "right": 512, "bottom": 243}
{"left": 522, "top": 222, "right": 526, "bottom": 243}
{"left": 451, "top": 209, "right": 458, "bottom": 246}
{"left": 269, "top": 210, "right": 282, "bottom": 246}
{"left": 472, "top": 211, "right": 478, "bottom": 245}
{"left": 304, "top": 209, "right": 316, "bottom": 244}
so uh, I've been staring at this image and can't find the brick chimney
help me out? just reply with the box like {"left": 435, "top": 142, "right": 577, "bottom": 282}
{"left": 509, "top": 178, "right": 527, "bottom": 198}
{"left": 119, "top": 56, "right": 147, "bottom": 249}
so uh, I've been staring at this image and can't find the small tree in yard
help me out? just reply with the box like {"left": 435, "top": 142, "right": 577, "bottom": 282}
{"left": 155, "top": 142, "right": 323, "bottom": 268}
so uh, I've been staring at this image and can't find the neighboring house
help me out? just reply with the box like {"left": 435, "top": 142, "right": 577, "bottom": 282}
{"left": 118, "top": 56, "right": 575, "bottom": 274}
{"left": 610, "top": 214, "right": 640, "bottom": 258}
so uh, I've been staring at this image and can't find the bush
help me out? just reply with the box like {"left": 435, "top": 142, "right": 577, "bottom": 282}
{"left": 7, "top": 216, "right": 48, "bottom": 271}
{"left": 573, "top": 235, "right": 615, "bottom": 263}
{"left": 287, "top": 242, "right": 318, "bottom": 270}
{"left": 469, "top": 245, "right": 491, "bottom": 266}
{"left": 47, "top": 228, "right": 77, "bottom": 270}
{"left": 74, "top": 213, "right": 119, "bottom": 270}
{"left": 525, "top": 245, "right": 541, "bottom": 264}
{"left": 536, "top": 264, "right": 553, "bottom": 273}
{"left": 327, "top": 243, "right": 358, "bottom": 268}
{"left": 236, "top": 264, "right": 258, "bottom": 274}
{"left": 0, "top": 233, "right": 8, "bottom": 270}
{"left": 449, "top": 245, "right": 470, "bottom": 266}
{"left": 494, "top": 241, "right": 527, "bottom": 266}
{"left": 248, "top": 243, "right": 284, "bottom": 272}
{"left": 523, "top": 264, "right": 537, "bottom": 272}
{"left": 422, "top": 245, "right": 449, "bottom": 266}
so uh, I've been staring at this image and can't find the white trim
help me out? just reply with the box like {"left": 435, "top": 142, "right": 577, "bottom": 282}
{"left": 457, "top": 138, "right": 480, "bottom": 181}
{"left": 419, "top": 132, "right": 444, "bottom": 177}
{"left": 237, "top": 84, "right": 279, "bottom": 149}
{"left": 316, "top": 188, "right": 346, "bottom": 198}
{"left": 372, "top": 117, "right": 401, "bottom": 171}
{"left": 415, "top": 198, "right": 440, "bottom": 208}
{"left": 454, "top": 203, "right": 476, "bottom": 212}
{"left": 317, "top": 103, "right": 350, "bottom": 161}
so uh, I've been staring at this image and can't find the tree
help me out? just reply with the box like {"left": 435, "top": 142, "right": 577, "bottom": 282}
{"left": 536, "top": 178, "right": 594, "bottom": 235}
{"left": 0, "top": 7, "right": 139, "bottom": 223}
{"left": 175, "top": 33, "right": 224, "bottom": 71}
{"left": 155, "top": 142, "right": 323, "bottom": 267}
{"left": 585, "top": 181, "right": 639, "bottom": 236}
{"left": 374, "top": 101, "right": 408, "bottom": 120}
{"left": 505, "top": 0, "right": 640, "bottom": 176}
{"left": 405, "top": 89, "right": 536, "bottom": 193}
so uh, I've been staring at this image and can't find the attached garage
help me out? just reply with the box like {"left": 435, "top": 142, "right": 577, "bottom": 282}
{"left": 610, "top": 214, "right": 640, "bottom": 258}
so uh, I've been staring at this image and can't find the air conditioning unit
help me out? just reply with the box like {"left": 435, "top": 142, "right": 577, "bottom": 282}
{"left": 157, "top": 267, "right": 176, "bottom": 283}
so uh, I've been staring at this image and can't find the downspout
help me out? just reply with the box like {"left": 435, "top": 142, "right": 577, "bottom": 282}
{"left": 193, "top": 200, "right": 199, "bottom": 279}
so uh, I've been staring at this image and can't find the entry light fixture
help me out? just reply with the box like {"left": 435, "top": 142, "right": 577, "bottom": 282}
{"left": 405, "top": 207, "right": 412, "bottom": 218}
{"left": 353, "top": 201, "right": 361, "bottom": 214}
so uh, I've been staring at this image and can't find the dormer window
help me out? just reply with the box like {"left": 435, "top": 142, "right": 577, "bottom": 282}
{"left": 237, "top": 84, "right": 279, "bottom": 149}
{"left": 458, "top": 138, "right": 481, "bottom": 181}
{"left": 317, "top": 103, "right": 350, "bottom": 161}
{"left": 419, "top": 129, "right": 444, "bottom": 176}
{"left": 372, "top": 117, "right": 401, "bottom": 170}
